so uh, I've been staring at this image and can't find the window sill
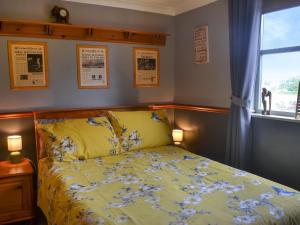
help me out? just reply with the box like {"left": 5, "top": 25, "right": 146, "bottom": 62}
{"left": 252, "top": 113, "right": 300, "bottom": 124}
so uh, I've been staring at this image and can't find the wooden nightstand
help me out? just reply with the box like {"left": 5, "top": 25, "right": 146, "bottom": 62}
{"left": 0, "top": 159, "right": 35, "bottom": 224}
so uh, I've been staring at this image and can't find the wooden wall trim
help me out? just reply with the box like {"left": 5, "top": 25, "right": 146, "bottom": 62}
{"left": 0, "top": 19, "right": 168, "bottom": 46}
{"left": 0, "top": 104, "right": 229, "bottom": 120}
{"left": 0, "top": 112, "right": 33, "bottom": 120}
{"left": 150, "top": 104, "right": 230, "bottom": 114}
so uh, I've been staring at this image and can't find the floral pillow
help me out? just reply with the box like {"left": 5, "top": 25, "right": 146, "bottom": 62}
{"left": 37, "top": 117, "right": 121, "bottom": 161}
{"left": 108, "top": 110, "right": 172, "bottom": 152}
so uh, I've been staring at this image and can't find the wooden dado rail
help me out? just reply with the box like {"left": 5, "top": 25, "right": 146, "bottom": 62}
{"left": 0, "top": 104, "right": 230, "bottom": 120}
{"left": 0, "top": 19, "right": 168, "bottom": 46}
{"left": 0, "top": 112, "right": 33, "bottom": 120}
{"left": 151, "top": 104, "right": 229, "bottom": 114}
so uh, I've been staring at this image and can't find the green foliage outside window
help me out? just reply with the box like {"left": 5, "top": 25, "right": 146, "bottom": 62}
{"left": 279, "top": 77, "right": 300, "bottom": 95}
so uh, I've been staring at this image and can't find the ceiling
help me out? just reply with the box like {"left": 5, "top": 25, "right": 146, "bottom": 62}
{"left": 63, "top": 0, "right": 218, "bottom": 16}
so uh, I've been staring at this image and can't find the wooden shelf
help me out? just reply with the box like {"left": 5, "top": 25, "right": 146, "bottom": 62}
{"left": 0, "top": 19, "right": 168, "bottom": 46}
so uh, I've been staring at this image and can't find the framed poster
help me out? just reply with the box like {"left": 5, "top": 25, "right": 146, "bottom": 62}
{"left": 8, "top": 41, "right": 48, "bottom": 90}
{"left": 77, "top": 45, "right": 109, "bottom": 89}
{"left": 295, "top": 82, "right": 300, "bottom": 119}
{"left": 133, "top": 48, "right": 159, "bottom": 87}
{"left": 194, "top": 25, "right": 209, "bottom": 64}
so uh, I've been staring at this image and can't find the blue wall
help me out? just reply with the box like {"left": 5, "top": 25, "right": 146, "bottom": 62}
{"left": 0, "top": 0, "right": 175, "bottom": 112}
{"left": 174, "top": 109, "right": 228, "bottom": 164}
{"left": 172, "top": 0, "right": 230, "bottom": 164}
{"left": 174, "top": 0, "right": 230, "bottom": 162}
{"left": 252, "top": 118, "right": 300, "bottom": 190}
{"left": 175, "top": 0, "right": 231, "bottom": 108}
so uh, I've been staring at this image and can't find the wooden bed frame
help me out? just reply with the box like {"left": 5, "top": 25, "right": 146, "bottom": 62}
{"left": 33, "top": 105, "right": 156, "bottom": 162}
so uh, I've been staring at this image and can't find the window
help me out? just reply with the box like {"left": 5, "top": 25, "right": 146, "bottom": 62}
{"left": 256, "top": 6, "right": 300, "bottom": 116}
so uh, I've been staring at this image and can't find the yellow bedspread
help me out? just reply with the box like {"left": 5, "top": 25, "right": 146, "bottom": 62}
{"left": 38, "top": 146, "right": 300, "bottom": 225}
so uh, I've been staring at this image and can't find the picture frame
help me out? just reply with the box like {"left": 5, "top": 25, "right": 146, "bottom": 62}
{"left": 8, "top": 41, "right": 48, "bottom": 90}
{"left": 295, "top": 82, "right": 300, "bottom": 119}
{"left": 77, "top": 45, "right": 109, "bottom": 89}
{"left": 133, "top": 47, "right": 160, "bottom": 87}
{"left": 194, "top": 25, "right": 209, "bottom": 64}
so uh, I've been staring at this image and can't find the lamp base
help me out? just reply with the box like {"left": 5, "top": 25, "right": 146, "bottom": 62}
{"left": 9, "top": 152, "right": 23, "bottom": 164}
{"left": 174, "top": 142, "right": 181, "bottom": 145}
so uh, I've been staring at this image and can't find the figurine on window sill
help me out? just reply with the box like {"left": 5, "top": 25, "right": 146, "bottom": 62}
{"left": 262, "top": 87, "right": 272, "bottom": 115}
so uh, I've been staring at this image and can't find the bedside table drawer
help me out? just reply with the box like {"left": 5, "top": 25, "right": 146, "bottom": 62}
{"left": 0, "top": 159, "right": 35, "bottom": 224}
{"left": 0, "top": 175, "right": 33, "bottom": 223}
{"left": 0, "top": 180, "right": 24, "bottom": 212}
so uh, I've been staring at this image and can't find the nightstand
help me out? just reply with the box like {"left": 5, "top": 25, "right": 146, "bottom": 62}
{"left": 0, "top": 159, "right": 35, "bottom": 224}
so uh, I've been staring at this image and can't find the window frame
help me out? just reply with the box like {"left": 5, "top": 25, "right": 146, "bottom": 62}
{"left": 255, "top": 14, "right": 300, "bottom": 117}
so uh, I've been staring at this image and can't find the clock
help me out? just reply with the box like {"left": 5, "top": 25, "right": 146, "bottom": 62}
{"left": 51, "top": 6, "right": 70, "bottom": 24}
{"left": 59, "top": 9, "right": 68, "bottom": 18}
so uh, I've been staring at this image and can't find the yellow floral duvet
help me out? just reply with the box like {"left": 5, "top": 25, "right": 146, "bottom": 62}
{"left": 38, "top": 146, "right": 300, "bottom": 225}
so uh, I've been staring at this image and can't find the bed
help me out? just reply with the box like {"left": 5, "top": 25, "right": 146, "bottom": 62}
{"left": 34, "top": 107, "right": 300, "bottom": 225}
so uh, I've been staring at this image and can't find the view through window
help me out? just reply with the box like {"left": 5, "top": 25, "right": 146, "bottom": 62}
{"left": 258, "top": 6, "right": 300, "bottom": 114}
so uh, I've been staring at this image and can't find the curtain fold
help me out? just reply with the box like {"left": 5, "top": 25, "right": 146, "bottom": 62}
{"left": 225, "top": 0, "right": 263, "bottom": 170}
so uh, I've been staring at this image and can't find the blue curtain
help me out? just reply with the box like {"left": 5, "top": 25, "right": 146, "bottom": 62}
{"left": 226, "top": 0, "right": 263, "bottom": 170}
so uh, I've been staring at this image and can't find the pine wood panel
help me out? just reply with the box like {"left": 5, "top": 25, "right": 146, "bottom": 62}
{"left": 0, "top": 19, "right": 168, "bottom": 46}
{"left": 0, "top": 112, "right": 33, "bottom": 120}
{"left": 0, "top": 179, "right": 26, "bottom": 213}
{"left": 150, "top": 104, "right": 230, "bottom": 114}
{"left": 0, "top": 104, "right": 230, "bottom": 121}
{"left": 0, "top": 159, "right": 33, "bottom": 178}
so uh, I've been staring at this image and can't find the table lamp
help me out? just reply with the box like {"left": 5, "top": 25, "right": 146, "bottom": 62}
{"left": 172, "top": 129, "right": 183, "bottom": 145}
{"left": 7, "top": 135, "right": 23, "bottom": 164}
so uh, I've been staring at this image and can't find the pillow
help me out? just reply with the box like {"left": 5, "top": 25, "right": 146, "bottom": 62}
{"left": 37, "top": 117, "right": 121, "bottom": 161}
{"left": 35, "top": 118, "right": 68, "bottom": 160}
{"left": 108, "top": 110, "right": 172, "bottom": 152}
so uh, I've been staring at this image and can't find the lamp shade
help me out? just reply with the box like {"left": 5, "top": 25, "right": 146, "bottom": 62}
{"left": 172, "top": 129, "right": 183, "bottom": 144}
{"left": 7, "top": 135, "right": 22, "bottom": 152}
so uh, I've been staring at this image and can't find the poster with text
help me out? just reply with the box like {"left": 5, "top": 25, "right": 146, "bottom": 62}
{"left": 77, "top": 45, "right": 109, "bottom": 89}
{"left": 194, "top": 26, "right": 209, "bottom": 64}
{"left": 134, "top": 48, "right": 159, "bottom": 87}
{"left": 8, "top": 41, "right": 48, "bottom": 89}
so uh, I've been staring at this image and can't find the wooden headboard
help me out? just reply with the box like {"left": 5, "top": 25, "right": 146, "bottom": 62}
{"left": 33, "top": 105, "right": 154, "bottom": 162}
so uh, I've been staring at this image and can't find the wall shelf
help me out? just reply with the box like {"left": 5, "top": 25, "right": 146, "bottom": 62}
{"left": 0, "top": 19, "right": 168, "bottom": 46}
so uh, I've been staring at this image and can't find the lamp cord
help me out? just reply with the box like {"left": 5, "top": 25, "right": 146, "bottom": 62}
{"left": 27, "top": 158, "right": 37, "bottom": 174}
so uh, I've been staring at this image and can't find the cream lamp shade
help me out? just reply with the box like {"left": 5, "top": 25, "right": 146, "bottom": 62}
{"left": 172, "top": 129, "right": 183, "bottom": 145}
{"left": 7, "top": 135, "right": 22, "bottom": 152}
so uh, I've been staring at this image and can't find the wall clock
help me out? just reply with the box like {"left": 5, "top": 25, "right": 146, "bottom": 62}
{"left": 51, "top": 6, "right": 70, "bottom": 24}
